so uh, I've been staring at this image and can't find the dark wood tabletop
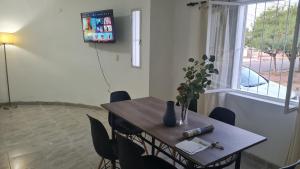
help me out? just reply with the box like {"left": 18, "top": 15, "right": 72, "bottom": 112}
{"left": 101, "top": 97, "right": 267, "bottom": 167}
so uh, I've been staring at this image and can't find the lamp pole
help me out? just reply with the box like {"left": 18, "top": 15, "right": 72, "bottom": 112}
{"left": 3, "top": 43, "right": 11, "bottom": 106}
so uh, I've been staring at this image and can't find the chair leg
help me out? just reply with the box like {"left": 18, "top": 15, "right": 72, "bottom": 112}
{"left": 98, "top": 158, "right": 104, "bottom": 169}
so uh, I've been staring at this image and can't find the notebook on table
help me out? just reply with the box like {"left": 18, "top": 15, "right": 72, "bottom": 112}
{"left": 175, "top": 137, "right": 210, "bottom": 155}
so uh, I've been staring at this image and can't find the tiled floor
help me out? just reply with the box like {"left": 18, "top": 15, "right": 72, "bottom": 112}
{"left": 0, "top": 104, "right": 277, "bottom": 169}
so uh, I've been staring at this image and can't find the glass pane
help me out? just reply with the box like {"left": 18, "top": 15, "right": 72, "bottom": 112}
{"left": 132, "top": 10, "right": 141, "bottom": 67}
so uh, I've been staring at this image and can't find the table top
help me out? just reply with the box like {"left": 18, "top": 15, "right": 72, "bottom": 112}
{"left": 101, "top": 97, "right": 267, "bottom": 166}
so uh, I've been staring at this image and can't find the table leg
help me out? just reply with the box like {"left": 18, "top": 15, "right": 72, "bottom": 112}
{"left": 235, "top": 152, "right": 242, "bottom": 169}
{"left": 151, "top": 137, "right": 155, "bottom": 155}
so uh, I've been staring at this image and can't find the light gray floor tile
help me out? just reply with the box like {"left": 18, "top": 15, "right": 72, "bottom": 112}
{"left": 10, "top": 152, "right": 49, "bottom": 169}
{"left": 0, "top": 104, "right": 278, "bottom": 169}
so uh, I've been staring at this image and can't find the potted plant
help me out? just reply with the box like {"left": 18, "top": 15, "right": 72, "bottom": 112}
{"left": 176, "top": 55, "right": 219, "bottom": 125}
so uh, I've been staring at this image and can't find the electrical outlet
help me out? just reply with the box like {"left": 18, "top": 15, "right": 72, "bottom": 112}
{"left": 116, "top": 54, "right": 119, "bottom": 62}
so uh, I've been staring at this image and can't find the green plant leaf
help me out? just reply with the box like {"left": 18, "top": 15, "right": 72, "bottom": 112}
{"left": 214, "top": 69, "right": 219, "bottom": 74}
{"left": 209, "top": 55, "right": 216, "bottom": 62}
{"left": 188, "top": 58, "right": 194, "bottom": 62}
{"left": 196, "top": 73, "right": 202, "bottom": 78}
{"left": 177, "top": 54, "right": 219, "bottom": 105}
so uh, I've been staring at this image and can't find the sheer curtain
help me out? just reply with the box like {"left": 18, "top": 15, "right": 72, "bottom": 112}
{"left": 286, "top": 107, "right": 300, "bottom": 164}
{"left": 199, "top": 5, "right": 239, "bottom": 115}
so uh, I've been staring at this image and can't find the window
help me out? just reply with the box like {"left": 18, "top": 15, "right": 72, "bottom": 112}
{"left": 132, "top": 10, "right": 141, "bottom": 68}
{"left": 202, "top": 0, "right": 299, "bottom": 112}
{"left": 236, "top": 0, "right": 299, "bottom": 101}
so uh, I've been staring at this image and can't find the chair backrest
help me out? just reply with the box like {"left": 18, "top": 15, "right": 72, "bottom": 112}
{"left": 280, "top": 160, "right": 300, "bottom": 169}
{"left": 209, "top": 107, "right": 236, "bottom": 126}
{"left": 87, "top": 115, "right": 115, "bottom": 159}
{"left": 189, "top": 99, "right": 197, "bottom": 112}
{"left": 110, "top": 91, "right": 131, "bottom": 102}
{"left": 175, "top": 99, "right": 197, "bottom": 112}
{"left": 109, "top": 91, "right": 131, "bottom": 127}
{"left": 116, "top": 134, "right": 144, "bottom": 169}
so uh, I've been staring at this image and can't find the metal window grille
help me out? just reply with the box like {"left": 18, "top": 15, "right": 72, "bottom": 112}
{"left": 240, "top": 0, "right": 299, "bottom": 103}
{"left": 199, "top": 0, "right": 300, "bottom": 113}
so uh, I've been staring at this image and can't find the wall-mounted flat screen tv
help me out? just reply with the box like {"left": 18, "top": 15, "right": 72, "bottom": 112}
{"left": 81, "top": 9, "right": 116, "bottom": 43}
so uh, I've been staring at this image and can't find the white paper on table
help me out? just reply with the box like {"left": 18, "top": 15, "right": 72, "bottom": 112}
{"left": 175, "top": 137, "right": 210, "bottom": 155}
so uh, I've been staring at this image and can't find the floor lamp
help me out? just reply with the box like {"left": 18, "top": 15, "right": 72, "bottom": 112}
{"left": 0, "top": 33, "right": 16, "bottom": 109}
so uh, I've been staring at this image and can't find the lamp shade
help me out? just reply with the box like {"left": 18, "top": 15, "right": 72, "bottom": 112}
{"left": 0, "top": 33, "right": 16, "bottom": 44}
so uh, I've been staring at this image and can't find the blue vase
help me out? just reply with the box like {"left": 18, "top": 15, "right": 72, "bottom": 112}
{"left": 163, "top": 101, "right": 177, "bottom": 127}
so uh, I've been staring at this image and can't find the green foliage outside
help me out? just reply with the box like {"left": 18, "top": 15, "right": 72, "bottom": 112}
{"left": 245, "top": 5, "right": 297, "bottom": 53}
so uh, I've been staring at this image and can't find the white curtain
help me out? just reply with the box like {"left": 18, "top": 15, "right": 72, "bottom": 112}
{"left": 199, "top": 5, "right": 239, "bottom": 115}
{"left": 286, "top": 109, "right": 300, "bottom": 164}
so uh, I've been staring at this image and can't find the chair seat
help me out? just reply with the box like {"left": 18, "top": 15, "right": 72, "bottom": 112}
{"left": 142, "top": 155, "right": 177, "bottom": 169}
{"left": 114, "top": 118, "right": 143, "bottom": 135}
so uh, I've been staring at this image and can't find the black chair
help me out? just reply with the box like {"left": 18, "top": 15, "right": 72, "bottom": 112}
{"left": 188, "top": 99, "right": 198, "bottom": 112}
{"left": 175, "top": 99, "right": 197, "bottom": 112}
{"left": 209, "top": 107, "right": 236, "bottom": 126}
{"left": 205, "top": 107, "right": 237, "bottom": 169}
{"left": 87, "top": 115, "right": 118, "bottom": 169}
{"left": 116, "top": 134, "right": 177, "bottom": 169}
{"left": 109, "top": 91, "right": 148, "bottom": 154}
{"left": 280, "top": 160, "right": 300, "bottom": 169}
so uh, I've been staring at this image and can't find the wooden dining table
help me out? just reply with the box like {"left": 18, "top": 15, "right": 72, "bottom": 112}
{"left": 102, "top": 97, "right": 267, "bottom": 169}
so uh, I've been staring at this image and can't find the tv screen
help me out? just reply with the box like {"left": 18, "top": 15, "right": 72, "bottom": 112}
{"left": 81, "top": 9, "right": 116, "bottom": 43}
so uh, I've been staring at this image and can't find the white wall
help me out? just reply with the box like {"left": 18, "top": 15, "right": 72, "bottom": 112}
{"left": 225, "top": 93, "right": 298, "bottom": 166}
{"left": 148, "top": 0, "right": 208, "bottom": 101}
{"left": 149, "top": 0, "right": 175, "bottom": 101}
{"left": 0, "top": 0, "right": 206, "bottom": 105}
{"left": 171, "top": 0, "right": 208, "bottom": 99}
{"left": 0, "top": 0, "right": 151, "bottom": 106}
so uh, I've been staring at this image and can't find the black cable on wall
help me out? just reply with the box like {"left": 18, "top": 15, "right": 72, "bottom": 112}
{"left": 94, "top": 44, "right": 111, "bottom": 94}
